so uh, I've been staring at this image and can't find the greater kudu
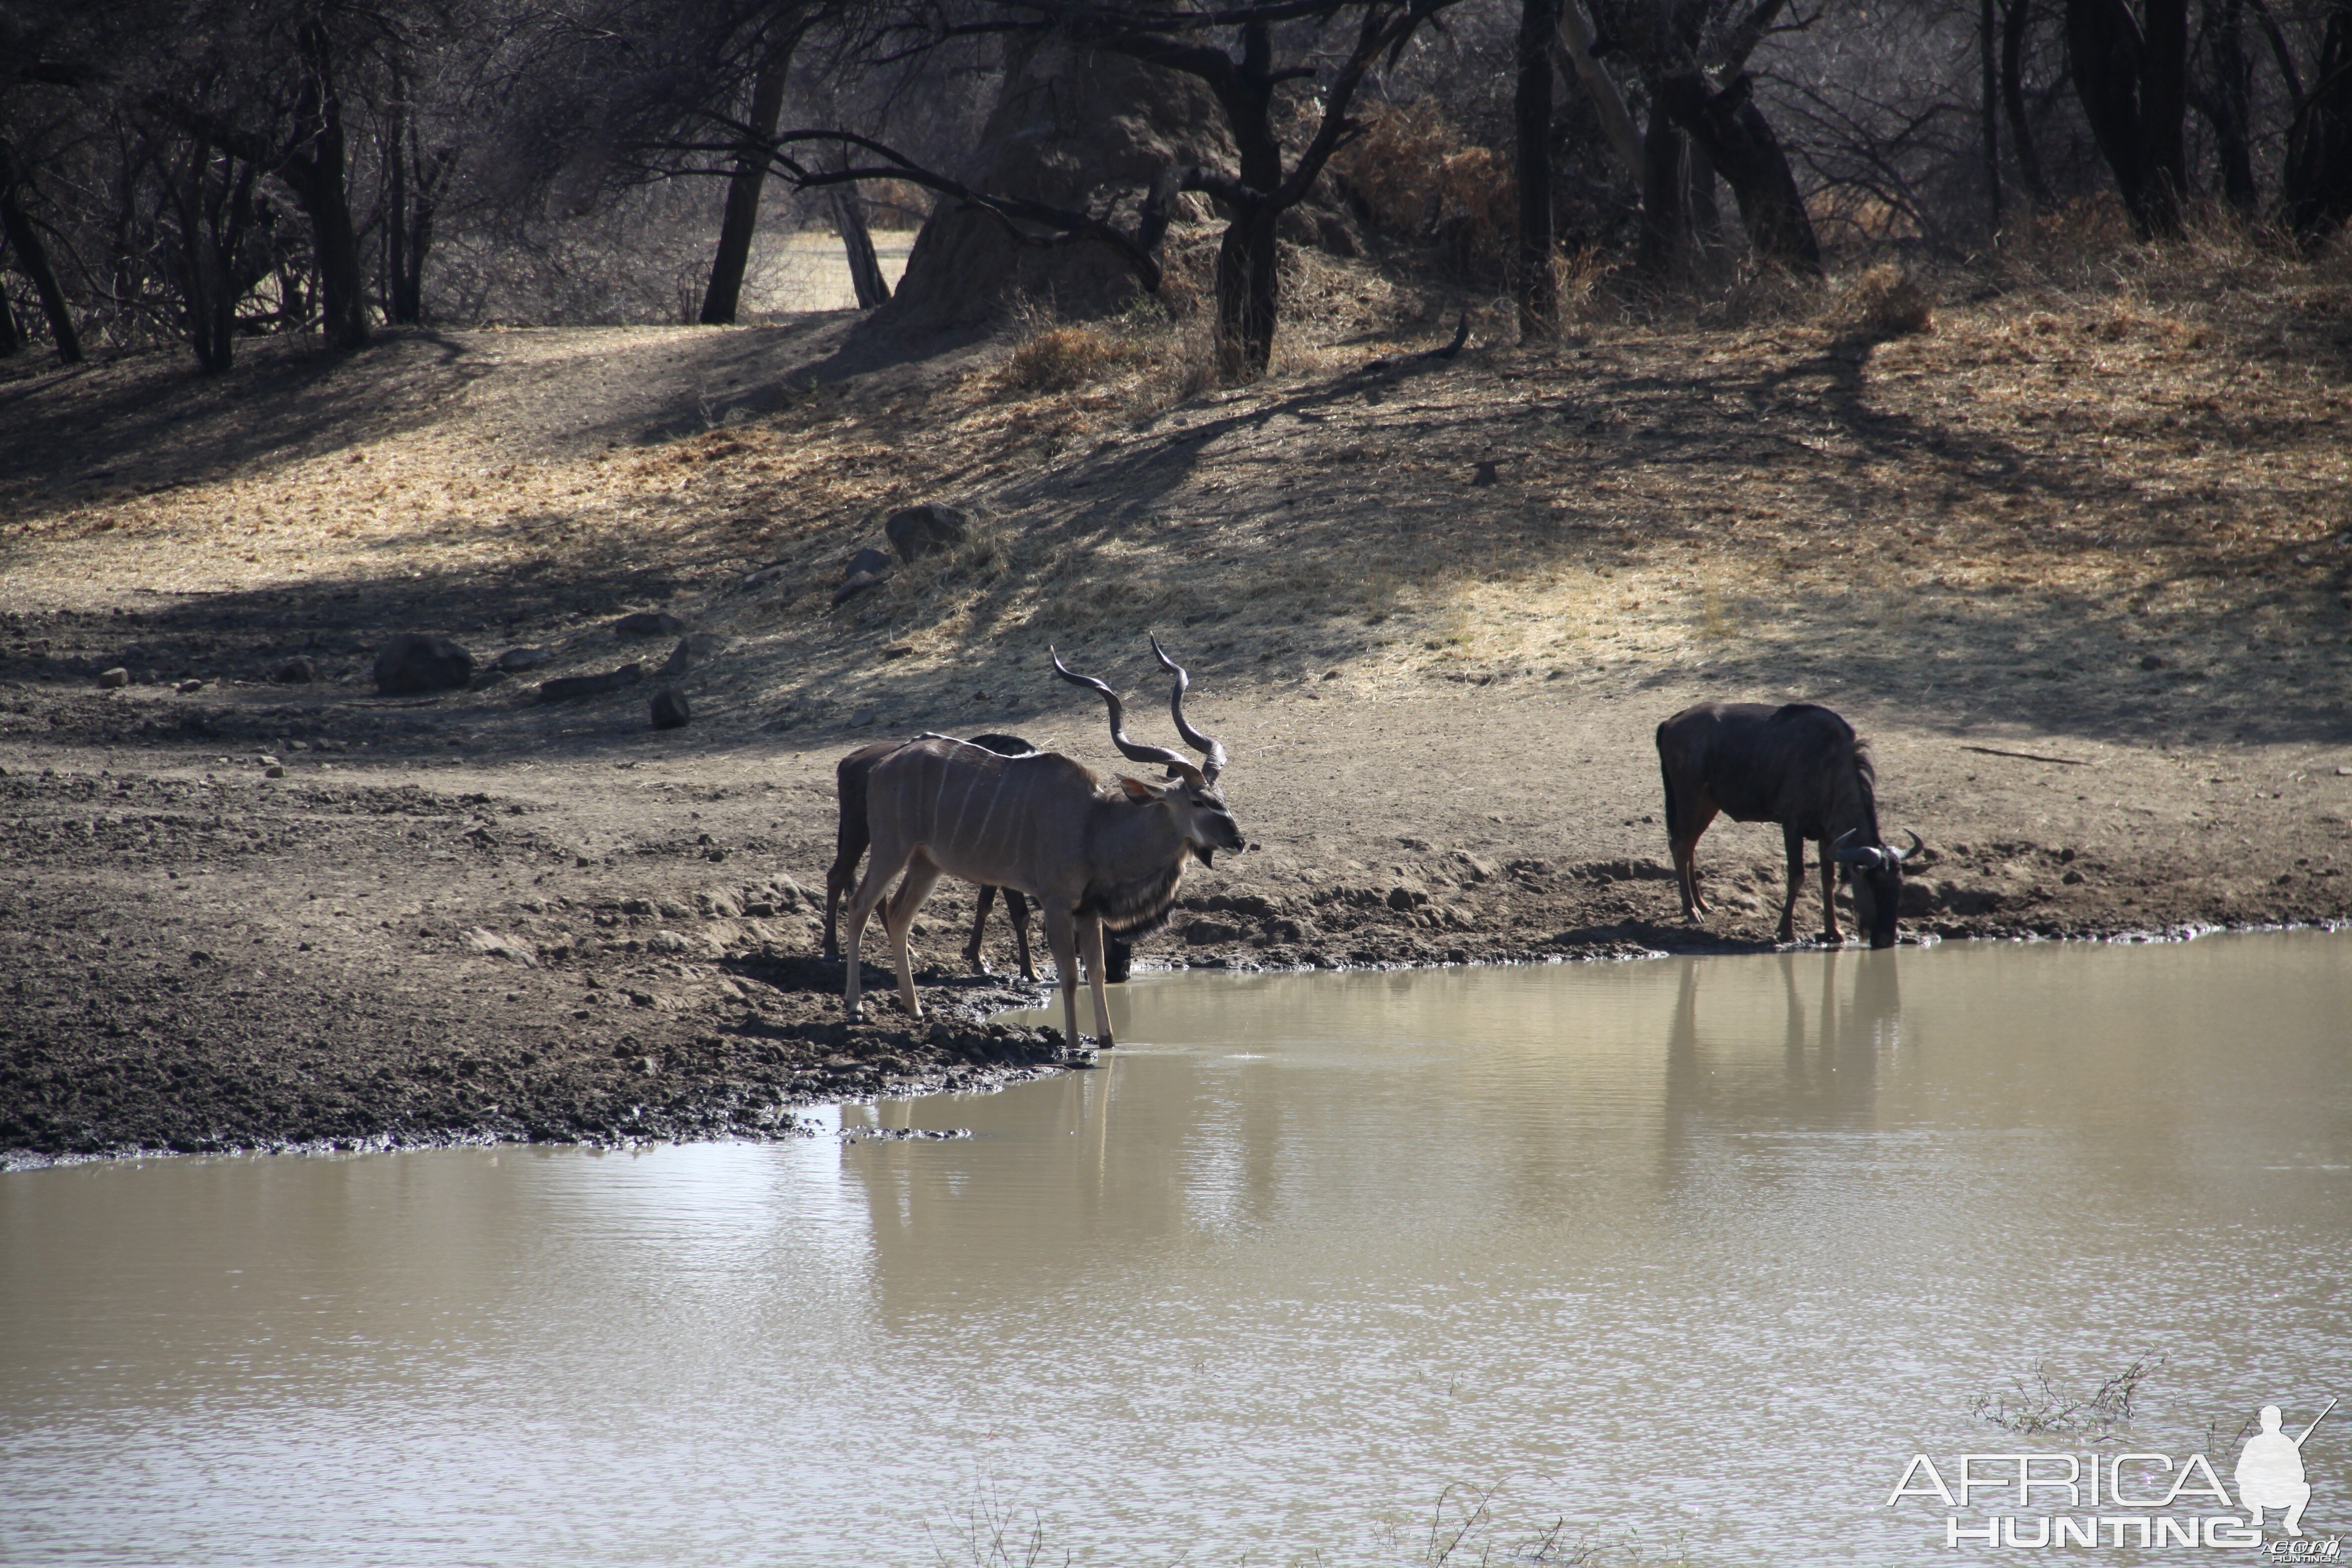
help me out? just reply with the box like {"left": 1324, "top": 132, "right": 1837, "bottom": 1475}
{"left": 840, "top": 638, "right": 1240, "bottom": 1047}
{"left": 825, "top": 732, "right": 1044, "bottom": 979}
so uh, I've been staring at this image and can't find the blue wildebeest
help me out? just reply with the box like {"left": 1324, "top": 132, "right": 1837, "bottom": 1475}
{"left": 1655, "top": 701, "right": 1922, "bottom": 949}
{"left": 825, "top": 732, "right": 1055, "bottom": 979}
{"left": 841, "top": 639, "right": 1239, "bottom": 1047}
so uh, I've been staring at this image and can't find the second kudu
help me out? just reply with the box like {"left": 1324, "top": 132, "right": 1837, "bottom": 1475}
{"left": 840, "top": 638, "right": 1241, "bottom": 1048}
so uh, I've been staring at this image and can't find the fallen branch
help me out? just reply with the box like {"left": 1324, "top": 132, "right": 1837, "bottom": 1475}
{"left": 1960, "top": 743, "right": 2092, "bottom": 766}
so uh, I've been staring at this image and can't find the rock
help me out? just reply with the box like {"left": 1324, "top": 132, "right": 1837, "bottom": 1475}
{"left": 98, "top": 667, "right": 130, "bottom": 688}
{"left": 850, "top": 708, "right": 879, "bottom": 727}
{"left": 697, "top": 890, "right": 742, "bottom": 918}
{"left": 175, "top": 679, "right": 205, "bottom": 694}
{"left": 831, "top": 570, "right": 889, "bottom": 607}
{"left": 1471, "top": 461, "right": 1499, "bottom": 487}
{"left": 269, "top": 657, "right": 316, "bottom": 684}
{"left": 2138, "top": 652, "right": 2167, "bottom": 670}
{"left": 650, "top": 687, "right": 691, "bottom": 729}
{"left": 257, "top": 753, "right": 282, "bottom": 768}
{"left": 373, "top": 634, "right": 474, "bottom": 695}
{"left": 461, "top": 928, "right": 539, "bottom": 967}
{"left": 646, "top": 930, "right": 691, "bottom": 955}
{"left": 539, "top": 663, "right": 644, "bottom": 703}
{"left": 614, "top": 611, "right": 686, "bottom": 638}
{"left": 654, "top": 638, "right": 693, "bottom": 679}
{"left": 1385, "top": 883, "right": 1429, "bottom": 911}
{"left": 497, "top": 646, "right": 553, "bottom": 672}
{"left": 884, "top": 503, "right": 970, "bottom": 563}
{"left": 740, "top": 563, "right": 789, "bottom": 592}
{"left": 263, "top": 765, "right": 286, "bottom": 779}
{"left": 1452, "top": 852, "right": 1497, "bottom": 883}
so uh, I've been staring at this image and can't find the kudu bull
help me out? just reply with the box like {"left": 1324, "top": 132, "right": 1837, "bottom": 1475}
{"left": 825, "top": 732, "right": 1049, "bottom": 979}
{"left": 841, "top": 638, "right": 1240, "bottom": 1047}
{"left": 1656, "top": 701, "right": 1922, "bottom": 949}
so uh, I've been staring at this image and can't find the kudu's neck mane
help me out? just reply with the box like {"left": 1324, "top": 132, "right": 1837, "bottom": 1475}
{"left": 1074, "top": 791, "right": 1196, "bottom": 936}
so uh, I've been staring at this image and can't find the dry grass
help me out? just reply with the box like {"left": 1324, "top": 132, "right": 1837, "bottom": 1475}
{"left": 1328, "top": 101, "right": 1516, "bottom": 282}
{"left": 2, "top": 232, "right": 2347, "bottom": 750}
{"left": 1826, "top": 263, "right": 1935, "bottom": 344}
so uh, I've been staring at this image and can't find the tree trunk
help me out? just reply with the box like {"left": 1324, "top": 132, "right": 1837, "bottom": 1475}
{"left": 1516, "top": 0, "right": 1561, "bottom": 335}
{"left": 1637, "top": 100, "right": 1687, "bottom": 278}
{"left": 1982, "top": 0, "right": 2005, "bottom": 229}
{"left": 0, "top": 276, "right": 21, "bottom": 357}
{"left": 0, "top": 138, "right": 84, "bottom": 364}
{"left": 831, "top": 187, "right": 891, "bottom": 309}
{"left": 2284, "top": 0, "right": 2352, "bottom": 246}
{"left": 1657, "top": 72, "right": 1822, "bottom": 274}
{"left": 1554, "top": 0, "right": 1648, "bottom": 186}
{"left": 701, "top": 29, "right": 799, "bottom": 325}
{"left": 2002, "top": 0, "right": 2055, "bottom": 207}
{"left": 1688, "top": 142, "right": 1732, "bottom": 275}
{"left": 286, "top": 19, "right": 371, "bottom": 348}
{"left": 1215, "top": 204, "right": 1279, "bottom": 378}
{"left": 2064, "top": 0, "right": 2187, "bottom": 235}
{"left": 2198, "top": 0, "right": 2259, "bottom": 212}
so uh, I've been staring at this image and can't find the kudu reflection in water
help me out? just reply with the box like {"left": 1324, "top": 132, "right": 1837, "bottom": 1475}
{"left": 841, "top": 638, "right": 1241, "bottom": 1049}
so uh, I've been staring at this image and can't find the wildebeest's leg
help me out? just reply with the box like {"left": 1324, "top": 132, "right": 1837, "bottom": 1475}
{"left": 842, "top": 841, "right": 914, "bottom": 1020}
{"left": 1079, "top": 914, "right": 1115, "bottom": 1048}
{"left": 823, "top": 818, "right": 869, "bottom": 962}
{"left": 1777, "top": 823, "right": 1806, "bottom": 944}
{"left": 1005, "top": 889, "right": 1036, "bottom": 981}
{"left": 1665, "top": 770, "right": 1719, "bottom": 920}
{"left": 1042, "top": 900, "right": 1083, "bottom": 1049}
{"left": 883, "top": 855, "right": 943, "bottom": 1018}
{"left": 1816, "top": 840, "right": 1843, "bottom": 943}
{"left": 963, "top": 884, "right": 998, "bottom": 973}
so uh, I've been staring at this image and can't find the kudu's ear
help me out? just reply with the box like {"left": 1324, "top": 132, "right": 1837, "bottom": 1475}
{"left": 1115, "top": 775, "right": 1161, "bottom": 802}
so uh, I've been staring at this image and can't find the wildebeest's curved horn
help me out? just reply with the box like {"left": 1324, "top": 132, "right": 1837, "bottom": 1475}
{"left": 1051, "top": 648, "right": 1194, "bottom": 774}
{"left": 1831, "top": 828, "right": 1884, "bottom": 867}
{"left": 1149, "top": 633, "right": 1228, "bottom": 783}
{"left": 1897, "top": 829, "right": 1925, "bottom": 863}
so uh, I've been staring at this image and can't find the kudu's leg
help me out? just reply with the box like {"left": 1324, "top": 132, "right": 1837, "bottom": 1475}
{"left": 1079, "top": 915, "right": 1115, "bottom": 1048}
{"left": 1005, "top": 890, "right": 1035, "bottom": 981}
{"left": 1673, "top": 796, "right": 1720, "bottom": 921}
{"left": 964, "top": 884, "right": 998, "bottom": 973}
{"left": 1816, "top": 840, "right": 1843, "bottom": 944}
{"left": 841, "top": 843, "right": 914, "bottom": 1021}
{"left": 1042, "top": 901, "right": 1084, "bottom": 1050}
{"left": 883, "top": 856, "right": 943, "bottom": 1018}
{"left": 1777, "top": 824, "right": 1806, "bottom": 945}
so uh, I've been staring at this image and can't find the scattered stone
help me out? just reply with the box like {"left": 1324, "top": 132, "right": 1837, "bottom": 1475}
{"left": 269, "top": 657, "right": 317, "bottom": 684}
{"left": 497, "top": 646, "right": 553, "bottom": 672}
{"left": 175, "top": 678, "right": 205, "bottom": 694}
{"left": 539, "top": 663, "right": 644, "bottom": 703}
{"left": 614, "top": 611, "right": 686, "bottom": 638}
{"left": 832, "top": 569, "right": 889, "bottom": 606}
{"left": 739, "top": 562, "right": 789, "bottom": 592}
{"left": 460, "top": 928, "right": 539, "bottom": 966}
{"left": 646, "top": 930, "right": 691, "bottom": 955}
{"left": 98, "top": 667, "right": 130, "bottom": 688}
{"left": 373, "top": 634, "right": 474, "bottom": 695}
{"left": 257, "top": 754, "right": 282, "bottom": 768}
{"left": 650, "top": 687, "right": 691, "bottom": 729}
{"left": 263, "top": 765, "right": 286, "bottom": 779}
{"left": 850, "top": 708, "right": 879, "bottom": 727}
{"left": 2139, "top": 653, "right": 2168, "bottom": 670}
{"left": 883, "top": 502, "right": 970, "bottom": 563}
{"left": 472, "top": 667, "right": 509, "bottom": 687}
{"left": 1386, "top": 883, "right": 1430, "bottom": 910}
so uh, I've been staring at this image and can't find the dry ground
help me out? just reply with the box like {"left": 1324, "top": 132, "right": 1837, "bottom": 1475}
{"left": 4, "top": 229, "right": 2351, "bottom": 1165}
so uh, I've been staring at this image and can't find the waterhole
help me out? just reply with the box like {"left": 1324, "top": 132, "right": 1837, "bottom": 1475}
{"left": 4, "top": 932, "right": 2349, "bottom": 1565}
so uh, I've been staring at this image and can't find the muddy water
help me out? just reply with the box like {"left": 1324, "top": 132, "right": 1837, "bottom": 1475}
{"left": 5, "top": 934, "right": 2350, "bottom": 1566}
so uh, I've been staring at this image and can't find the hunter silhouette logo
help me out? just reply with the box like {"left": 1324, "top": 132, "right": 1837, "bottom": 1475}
{"left": 2238, "top": 1399, "right": 2334, "bottom": 1538}
{"left": 1886, "top": 1396, "right": 2339, "bottom": 1551}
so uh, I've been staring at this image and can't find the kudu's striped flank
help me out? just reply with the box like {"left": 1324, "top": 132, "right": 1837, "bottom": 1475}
{"left": 841, "top": 637, "right": 1241, "bottom": 1049}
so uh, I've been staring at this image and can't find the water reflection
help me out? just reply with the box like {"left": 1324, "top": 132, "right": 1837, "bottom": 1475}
{"left": 5, "top": 934, "right": 2349, "bottom": 1567}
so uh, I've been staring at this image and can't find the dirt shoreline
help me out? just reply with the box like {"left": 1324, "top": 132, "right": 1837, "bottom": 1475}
{"left": 5, "top": 283, "right": 2351, "bottom": 1168}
